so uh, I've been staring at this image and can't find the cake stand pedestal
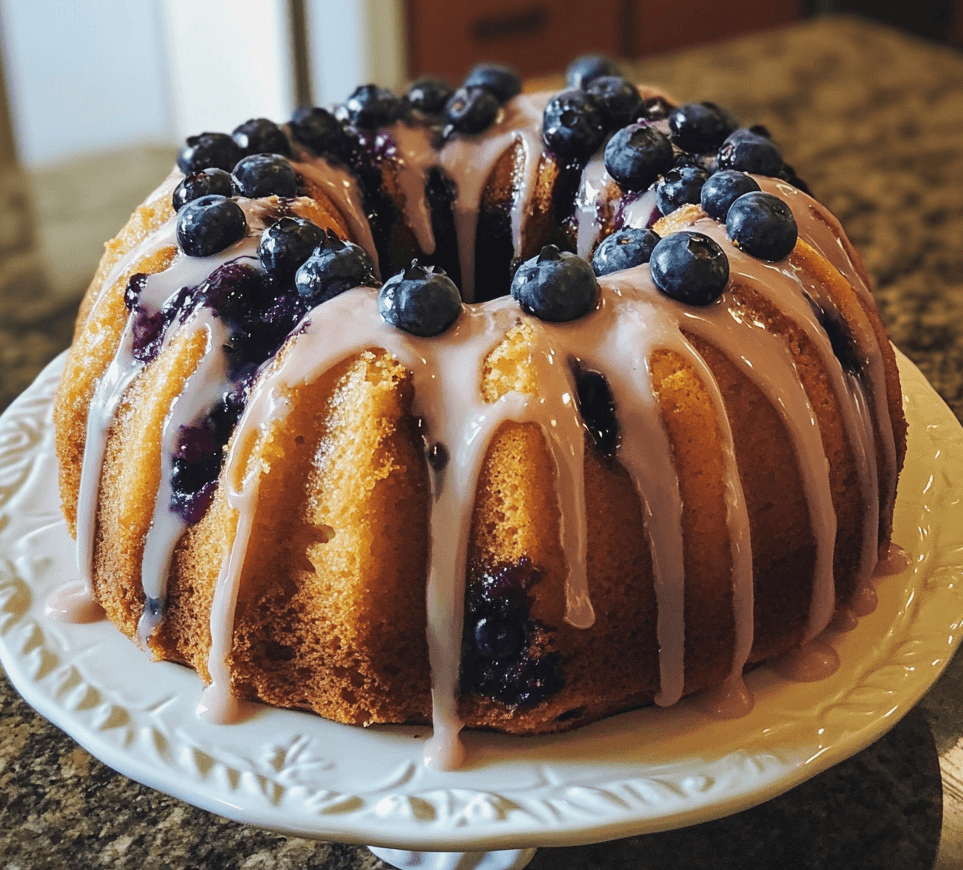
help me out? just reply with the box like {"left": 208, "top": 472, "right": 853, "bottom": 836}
{"left": 368, "top": 846, "right": 536, "bottom": 869}
{"left": 0, "top": 354, "right": 961, "bottom": 865}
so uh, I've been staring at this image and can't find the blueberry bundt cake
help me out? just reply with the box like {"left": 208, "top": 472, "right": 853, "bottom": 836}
{"left": 53, "top": 58, "right": 906, "bottom": 769}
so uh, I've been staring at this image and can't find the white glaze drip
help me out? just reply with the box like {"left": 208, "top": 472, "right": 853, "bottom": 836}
{"left": 294, "top": 156, "right": 379, "bottom": 271}
{"left": 439, "top": 94, "right": 552, "bottom": 301}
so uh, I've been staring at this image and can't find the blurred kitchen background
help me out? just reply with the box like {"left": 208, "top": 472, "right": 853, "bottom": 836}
{"left": 1, "top": 0, "right": 961, "bottom": 306}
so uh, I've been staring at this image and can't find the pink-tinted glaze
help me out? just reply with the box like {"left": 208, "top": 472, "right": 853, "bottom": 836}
{"left": 45, "top": 582, "right": 105, "bottom": 624}
{"left": 773, "top": 638, "right": 841, "bottom": 683}
{"left": 696, "top": 675, "right": 755, "bottom": 720}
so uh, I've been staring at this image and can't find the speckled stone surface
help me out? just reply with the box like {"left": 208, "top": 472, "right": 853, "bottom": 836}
{"left": 1, "top": 14, "right": 961, "bottom": 869}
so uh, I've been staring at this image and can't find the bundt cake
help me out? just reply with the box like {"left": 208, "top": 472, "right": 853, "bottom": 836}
{"left": 53, "top": 58, "right": 906, "bottom": 770}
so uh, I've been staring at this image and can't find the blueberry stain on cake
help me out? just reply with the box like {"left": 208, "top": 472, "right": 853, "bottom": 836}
{"left": 460, "top": 560, "right": 563, "bottom": 709}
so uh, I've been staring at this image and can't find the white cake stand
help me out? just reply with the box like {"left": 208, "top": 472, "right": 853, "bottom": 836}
{"left": 1, "top": 353, "right": 961, "bottom": 870}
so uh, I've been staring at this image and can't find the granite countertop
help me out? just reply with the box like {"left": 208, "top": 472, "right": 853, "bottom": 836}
{"left": 2, "top": 14, "right": 963, "bottom": 869}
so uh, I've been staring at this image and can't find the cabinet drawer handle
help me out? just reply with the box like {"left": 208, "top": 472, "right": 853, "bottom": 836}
{"left": 471, "top": 6, "right": 550, "bottom": 41}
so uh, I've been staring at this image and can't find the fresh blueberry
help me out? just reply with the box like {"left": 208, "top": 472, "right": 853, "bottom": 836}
{"left": 510, "top": 245, "right": 599, "bottom": 322}
{"left": 231, "top": 153, "right": 299, "bottom": 198}
{"left": 649, "top": 231, "right": 729, "bottom": 305}
{"left": 175, "top": 195, "right": 247, "bottom": 257}
{"left": 405, "top": 76, "right": 455, "bottom": 115}
{"left": 584, "top": 76, "right": 642, "bottom": 130}
{"left": 656, "top": 163, "right": 710, "bottom": 214}
{"left": 378, "top": 261, "right": 463, "bottom": 336}
{"left": 172, "top": 168, "right": 236, "bottom": 211}
{"left": 541, "top": 89, "right": 605, "bottom": 159}
{"left": 344, "top": 84, "right": 404, "bottom": 128}
{"left": 668, "top": 102, "right": 738, "bottom": 154}
{"left": 295, "top": 229, "right": 380, "bottom": 306}
{"left": 717, "top": 128, "right": 783, "bottom": 176}
{"left": 258, "top": 217, "right": 326, "bottom": 282}
{"left": 232, "top": 117, "right": 291, "bottom": 156}
{"left": 726, "top": 191, "right": 798, "bottom": 261}
{"left": 699, "top": 170, "right": 761, "bottom": 220}
{"left": 566, "top": 54, "right": 622, "bottom": 89}
{"left": 443, "top": 87, "right": 501, "bottom": 137}
{"left": 177, "top": 132, "right": 242, "bottom": 174}
{"left": 463, "top": 63, "right": 521, "bottom": 103}
{"left": 591, "top": 227, "right": 660, "bottom": 276}
{"left": 289, "top": 106, "right": 350, "bottom": 159}
{"left": 603, "top": 123, "right": 674, "bottom": 192}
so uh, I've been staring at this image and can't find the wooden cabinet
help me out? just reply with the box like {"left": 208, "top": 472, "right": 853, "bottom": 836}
{"left": 407, "top": 0, "right": 628, "bottom": 81}
{"left": 406, "top": 0, "right": 803, "bottom": 83}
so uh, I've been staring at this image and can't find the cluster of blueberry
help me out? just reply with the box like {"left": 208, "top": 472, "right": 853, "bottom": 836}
{"left": 586, "top": 172, "right": 799, "bottom": 305}
{"left": 543, "top": 56, "right": 664, "bottom": 160}
{"left": 173, "top": 117, "right": 304, "bottom": 259}
{"left": 459, "top": 559, "right": 563, "bottom": 709}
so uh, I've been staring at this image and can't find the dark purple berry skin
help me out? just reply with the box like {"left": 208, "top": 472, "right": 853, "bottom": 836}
{"left": 175, "top": 195, "right": 247, "bottom": 258}
{"left": 177, "top": 132, "right": 242, "bottom": 174}
{"left": 295, "top": 230, "right": 380, "bottom": 306}
{"left": 656, "top": 163, "right": 710, "bottom": 215}
{"left": 378, "top": 261, "right": 462, "bottom": 337}
{"left": 459, "top": 559, "right": 564, "bottom": 709}
{"left": 510, "top": 245, "right": 599, "bottom": 322}
{"left": 344, "top": 84, "right": 404, "bottom": 128}
{"left": 124, "top": 273, "right": 148, "bottom": 311}
{"left": 603, "top": 124, "right": 674, "bottom": 192}
{"left": 258, "top": 217, "right": 325, "bottom": 283}
{"left": 541, "top": 89, "right": 605, "bottom": 160}
{"left": 808, "top": 298, "right": 861, "bottom": 375}
{"left": 592, "top": 227, "right": 660, "bottom": 276}
{"left": 566, "top": 54, "right": 622, "bottom": 89}
{"left": 289, "top": 106, "right": 350, "bottom": 160}
{"left": 131, "top": 306, "right": 167, "bottom": 363}
{"left": 172, "top": 168, "right": 236, "bottom": 211}
{"left": 649, "top": 231, "right": 730, "bottom": 305}
{"left": 717, "top": 128, "right": 783, "bottom": 177}
{"left": 405, "top": 76, "right": 454, "bottom": 115}
{"left": 584, "top": 76, "right": 642, "bottom": 130}
{"left": 726, "top": 191, "right": 798, "bottom": 261}
{"left": 443, "top": 87, "right": 501, "bottom": 137}
{"left": 232, "top": 117, "right": 291, "bottom": 156}
{"left": 198, "top": 261, "right": 274, "bottom": 324}
{"left": 463, "top": 63, "right": 521, "bottom": 103}
{"left": 572, "top": 363, "right": 619, "bottom": 456}
{"left": 668, "top": 102, "right": 738, "bottom": 154}
{"left": 231, "top": 153, "right": 299, "bottom": 199}
{"left": 700, "top": 170, "right": 761, "bottom": 220}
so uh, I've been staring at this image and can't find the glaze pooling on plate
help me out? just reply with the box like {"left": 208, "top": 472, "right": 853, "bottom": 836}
{"left": 0, "top": 353, "right": 959, "bottom": 848}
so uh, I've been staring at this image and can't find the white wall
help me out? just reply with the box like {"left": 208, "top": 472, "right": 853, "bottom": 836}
{"left": 304, "top": 0, "right": 406, "bottom": 105}
{"left": 0, "top": 0, "right": 172, "bottom": 167}
{"left": 0, "top": 0, "right": 408, "bottom": 169}
{"left": 159, "top": 0, "right": 296, "bottom": 144}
